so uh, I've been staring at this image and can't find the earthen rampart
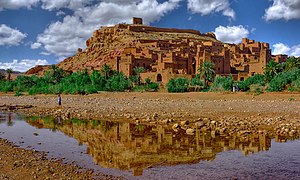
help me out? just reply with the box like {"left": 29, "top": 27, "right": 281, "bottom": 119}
{"left": 128, "top": 25, "right": 201, "bottom": 36}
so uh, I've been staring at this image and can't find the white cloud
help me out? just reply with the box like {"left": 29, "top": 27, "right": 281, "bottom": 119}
{"left": 40, "top": 52, "right": 51, "bottom": 56}
{"left": 187, "top": 0, "right": 235, "bottom": 19}
{"left": 33, "top": 0, "right": 181, "bottom": 57}
{"left": 40, "top": 0, "right": 93, "bottom": 10}
{"left": 31, "top": 42, "right": 41, "bottom": 49}
{"left": 273, "top": 43, "right": 300, "bottom": 57}
{"left": 0, "top": 59, "right": 49, "bottom": 72}
{"left": 56, "top": 10, "right": 66, "bottom": 16}
{"left": 214, "top": 25, "right": 249, "bottom": 44}
{"left": 273, "top": 43, "right": 291, "bottom": 55}
{"left": 0, "top": 0, "right": 39, "bottom": 10}
{"left": 291, "top": 45, "right": 300, "bottom": 57}
{"left": 0, "top": 24, "right": 27, "bottom": 46}
{"left": 264, "top": 0, "right": 300, "bottom": 21}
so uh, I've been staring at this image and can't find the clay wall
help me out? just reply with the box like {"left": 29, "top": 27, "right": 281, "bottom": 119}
{"left": 133, "top": 17, "right": 143, "bottom": 25}
{"left": 272, "top": 54, "right": 288, "bottom": 63}
{"left": 128, "top": 25, "right": 201, "bottom": 35}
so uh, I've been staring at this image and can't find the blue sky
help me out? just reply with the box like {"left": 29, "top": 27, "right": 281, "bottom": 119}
{"left": 0, "top": 0, "right": 300, "bottom": 72}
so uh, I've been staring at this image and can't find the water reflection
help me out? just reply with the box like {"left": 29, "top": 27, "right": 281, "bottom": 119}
{"left": 22, "top": 116, "right": 280, "bottom": 176}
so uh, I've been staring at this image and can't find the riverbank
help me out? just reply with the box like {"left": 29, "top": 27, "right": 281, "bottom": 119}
{"left": 0, "top": 138, "right": 120, "bottom": 179}
{"left": 1, "top": 92, "right": 300, "bottom": 135}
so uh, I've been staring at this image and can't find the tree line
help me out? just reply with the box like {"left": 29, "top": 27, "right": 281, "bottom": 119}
{"left": 167, "top": 57, "right": 300, "bottom": 94}
{"left": 0, "top": 57, "right": 299, "bottom": 95}
{"left": 0, "top": 64, "right": 158, "bottom": 96}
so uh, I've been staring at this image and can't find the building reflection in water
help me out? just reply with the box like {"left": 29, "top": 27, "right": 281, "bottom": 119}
{"left": 26, "top": 117, "right": 272, "bottom": 176}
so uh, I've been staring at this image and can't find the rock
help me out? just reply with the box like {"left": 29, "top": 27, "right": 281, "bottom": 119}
{"left": 186, "top": 128, "right": 195, "bottom": 135}
{"left": 180, "top": 120, "right": 189, "bottom": 126}
{"left": 162, "top": 119, "right": 170, "bottom": 124}
{"left": 194, "top": 121, "right": 204, "bottom": 128}
{"left": 172, "top": 123, "right": 180, "bottom": 129}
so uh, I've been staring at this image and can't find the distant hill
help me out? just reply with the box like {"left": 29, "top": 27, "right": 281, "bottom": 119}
{"left": 0, "top": 69, "right": 22, "bottom": 75}
{"left": 0, "top": 69, "right": 23, "bottom": 80}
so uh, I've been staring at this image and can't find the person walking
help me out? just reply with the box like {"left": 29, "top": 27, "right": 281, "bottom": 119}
{"left": 58, "top": 94, "right": 62, "bottom": 106}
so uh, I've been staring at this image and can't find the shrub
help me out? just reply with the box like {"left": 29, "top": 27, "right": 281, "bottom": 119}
{"left": 14, "top": 91, "right": 23, "bottom": 96}
{"left": 145, "top": 77, "right": 151, "bottom": 85}
{"left": 210, "top": 76, "right": 233, "bottom": 92}
{"left": 249, "top": 84, "right": 264, "bottom": 95}
{"left": 0, "top": 81, "right": 14, "bottom": 92}
{"left": 132, "top": 85, "right": 146, "bottom": 92}
{"left": 238, "top": 74, "right": 265, "bottom": 91}
{"left": 190, "top": 77, "right": 204, "bottom": 86}
{"left": 147, "top": 82, "right": 159, "bottom": 91}
{"left": 268, "top": 68, "right": 300, "bottom": 92}
{"left": 105, "top": 73, "right": 130, "bottom": 91}
{"left": 288, "top": 78, "right": 300, "bottom": 92}
{"left": 167, "top": 78, "right": 189, "bottom": 93}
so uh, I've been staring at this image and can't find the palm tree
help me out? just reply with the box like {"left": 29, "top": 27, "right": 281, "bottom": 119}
{"left": 6, "top": 68, "right": 13, "bottom": 81}
{"left": 101, "top": 64, "right": 112, "bottom": 79}
{"left": 46, "top": 65, "right": 65, "bottom": 84}
{"left": 0, "top": 71, "right": 5, "bottom": 81}
{"left": 264, "top": 60, "right": 281, "bottom": 82}
{"left": 134, "top": 67, "right": 145, "bottom": 85}
{"left": 197, "top": 61, "right": 215, "bottom": 87}
{"left": 283, "top": 57, "right": 300, "bottom": 71}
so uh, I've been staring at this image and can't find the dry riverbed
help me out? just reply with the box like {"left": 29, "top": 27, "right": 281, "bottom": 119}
{"left": 1, "top": 92, "right": 300, "bottom": 178}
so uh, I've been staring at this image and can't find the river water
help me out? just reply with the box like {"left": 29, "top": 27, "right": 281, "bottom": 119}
{"left": 0, "top": 112, "right": 300, "bottom": 179}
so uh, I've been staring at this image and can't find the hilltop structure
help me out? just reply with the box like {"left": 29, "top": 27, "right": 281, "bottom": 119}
{"left": 27, "top": 17, "right": 287, "bottom": 83}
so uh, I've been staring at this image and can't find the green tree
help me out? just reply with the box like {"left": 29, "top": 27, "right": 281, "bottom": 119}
{"left": 133, "top": 67, "right": 145, "bottom": 85}
{"left": 198, "top": 61, "right": 215, "bottom": 87}
{"left": 0, "top": 71, "right": 5, "bottom": 81}
{"left": 167, "top": 78, "right": 189, "bottom": 93}
{"left": 101, "top": 64, "right": 113, "bottom": 79}
{"left": 282, "top": 57, "right": 300, "bottom": 71}
{"left": 44, "top": 65, "right": 66, "bottom": 84}
{"left": 264, "top": 60, "right": 281, "bottom": 82}
{"left": 6, "top": 68, "right": 13, "bottom": 81}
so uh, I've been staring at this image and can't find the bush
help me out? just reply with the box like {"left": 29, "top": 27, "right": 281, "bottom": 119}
{"left": 249, "top": 84, "right": 264, "bottom": 95}
{"left": 210, "top": 76, "right": 233, "bottom": 92}
{"left": 190, "top": 76, "right": 204, "bottom": 86}
{"left": 14, "top": 91, "right": 23, "bottom": 96}
{"left": 105, "top": 73, "right": 130, "bottom": 91}
{"left": 132, "top": 85, "right": 146, "bottom": 92}
{"left": 288, "top": 78, "right": 300, "bottom": 92}
{"left": 238, "top": 74, "right": 265, "bottom": 91}
{"left": 167, "top": 78, "right": 189, "bottom": 93}
{"left": 0, "top": 81, "right": 14, "bottom": 92}
{"left": 268, "top": 68, "right": 300, "bottom": 92}
{"left": 147, "top": 82, "right": 159, "bottom": 91}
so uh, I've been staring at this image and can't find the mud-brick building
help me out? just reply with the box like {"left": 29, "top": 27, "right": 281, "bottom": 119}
{"left": 28, "top": 17, "right": 288, "bottom": 83}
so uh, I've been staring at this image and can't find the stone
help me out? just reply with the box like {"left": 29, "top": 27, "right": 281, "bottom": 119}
{"left": 172, "top": 123, "right": 180, "bottom": 129}
{"left": 180, "top": 120, "right": 189, "bottom": 126}
{"left": 186, "top": 128, "right": 195, "bottom": 135}
{"left": 194, "top": 121, "right": 204, "bottom": 128}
